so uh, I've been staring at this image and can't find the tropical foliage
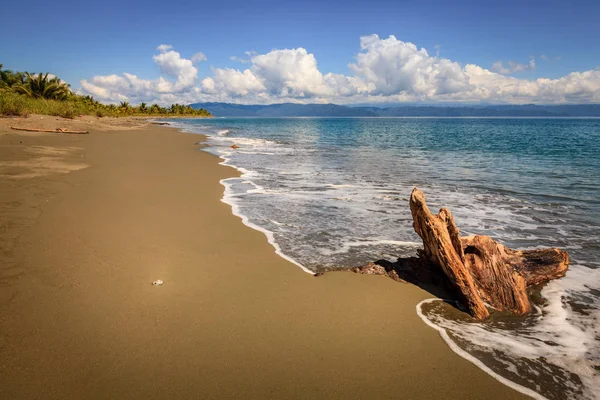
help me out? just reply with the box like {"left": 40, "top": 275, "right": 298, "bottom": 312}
{"left": 0, "top": 64, "right": 212, "bottom": 118}
{"left": 14, "top": 72, "right": 71, "bottom": 100}
{"left": 0, "top": 64, "right": 25, "bottom": 90}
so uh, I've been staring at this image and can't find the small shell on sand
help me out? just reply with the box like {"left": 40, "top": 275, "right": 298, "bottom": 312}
{"left": 152, "top": 279, "right": 164, "bottom": 286}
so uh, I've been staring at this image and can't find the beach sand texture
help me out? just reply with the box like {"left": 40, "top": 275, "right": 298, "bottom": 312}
{"left": 0, "top": 116, "right": 528, "bottom": 399}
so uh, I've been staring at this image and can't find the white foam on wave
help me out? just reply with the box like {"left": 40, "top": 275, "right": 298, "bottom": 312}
{"left": 209, "top": 135, "right": 277, "bottom": 148}
{"left": 318, "top": 239, "right": 421, "bottom": 256}
{"left": 220, "top": 177, "right": 314, "bottom": 274}
{"left": 327, "top": 184, "right": 358, "bottom": 188}
{"left": 416, "top": 263, "right": 600, "bottom": 400}
{"left": 200, "top": 128, "right": 422, "bottom": 273}
{"left": 416, "top": 298, "right": 548, "bottom": 400}
{"left": 195, "top": 129, "right": 314, "bottom": 275}
{"left": 166, "top": 121, "right": 212, "bottom": 135}
{"left": 168, "top": 124, "right": 305, "bottom": 274}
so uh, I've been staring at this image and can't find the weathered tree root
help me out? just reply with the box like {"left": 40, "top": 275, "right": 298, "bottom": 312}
{"left": 350, "top": 188, "right": 569, "bottom": 320}
{"left": 409, "top": 188, "right": 568, "bottom": 319}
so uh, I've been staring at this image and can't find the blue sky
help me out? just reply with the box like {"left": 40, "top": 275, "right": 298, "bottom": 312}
{"left": 2, "top": 0, "right": 600, "bottom": 104}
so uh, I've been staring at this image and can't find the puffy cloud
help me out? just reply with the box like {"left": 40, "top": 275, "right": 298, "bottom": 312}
{"left": 460, "top": 65, "right": 600, "bottom": 104}
{"left": 80, "top": 36, "right": 600, "bottom": 105}
{"left": 80, "top": 73, "right": 154, "bottom": 103}
{"left": 349, "top": 35, "right": 472, "bottom": 98}
{"left": 201, "top": 68, "right": 265, "bottom": 97}
{"left": 208, "top": 48, "right": 334, "bottom": 100}
{"left": 463, "top": 65, "right": 540, "bottom": 102}
{"left": 79, "top": 46, "right": 200, "bottom": 104}
{"left": 324, "top": 73, "right": 369, "bottom": 97}
{"left": 152, "top": 47, "right": 197, "bottom": 90}
{"left": 491, "top": 57, "right": 536, "bottom": 74}
{"left": 251, "top": 48, "right": 331, "bottom": 97}
{"left": 537, "top": 69, "right": 600, "bottom": 103}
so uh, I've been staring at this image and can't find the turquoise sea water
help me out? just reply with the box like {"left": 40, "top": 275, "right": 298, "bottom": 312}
{"left": 173, "top": 117, "right": 600, "bottom": 400}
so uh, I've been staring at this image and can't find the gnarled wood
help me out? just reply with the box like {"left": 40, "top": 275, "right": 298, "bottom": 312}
{"left": 410, "top": 189, "right": 490, "bottom": 319}
{"left": 511, "top": 248, "right": 569, "bottom": 286}
{"left": 410, "top": 188, "right": 569, "bottom": 320}
{"left": 461, "top": 235, "right": 531, "bottom": 315}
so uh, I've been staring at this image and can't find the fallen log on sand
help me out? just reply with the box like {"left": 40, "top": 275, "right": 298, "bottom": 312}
{"left": 351, "top": 188, "right": 569, "bottom": 320}
{"left": 11, "top": 127, "right": 89, "bottom": 134}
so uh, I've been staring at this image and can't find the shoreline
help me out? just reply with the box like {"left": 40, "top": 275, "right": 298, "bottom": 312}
{"left": 219, "top": 177, "right": 315, "bottom": 275}
{"left": 185, "top": 121, "right": 575, "bottom": 400}
{"left": 0, "top": 115, "right": 528, "bottom": 399}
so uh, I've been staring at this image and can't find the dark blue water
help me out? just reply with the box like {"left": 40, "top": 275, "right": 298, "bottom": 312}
{"left": 174, "top": 117, "right": 600, "bottom": 400}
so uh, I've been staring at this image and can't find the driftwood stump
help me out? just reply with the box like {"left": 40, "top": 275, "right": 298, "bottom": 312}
{"left": 410, "top": 188, "right": 569, "bottom": 320}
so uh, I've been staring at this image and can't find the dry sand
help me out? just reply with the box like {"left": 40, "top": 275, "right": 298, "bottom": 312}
{"left": 0, "top": 115, "right": 528, "bottom": 399}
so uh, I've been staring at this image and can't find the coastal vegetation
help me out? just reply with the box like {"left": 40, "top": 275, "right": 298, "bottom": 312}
{"left": 0, "top": 64, "right": 211, "bottom": 118}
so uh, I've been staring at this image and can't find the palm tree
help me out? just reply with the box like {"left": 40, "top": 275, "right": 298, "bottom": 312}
{"left": 119, "top": 101, "right": 131, "bottom": 114}
{"left": 149, "top": 103, "right": 160, "bottom": 114}
{"left": 82, "top": 95, "right": 96, "bottom": 104}
{"left": 138, "top": 103, "right": 148, "bottom": 113}
{"left": 0, "top": 64, "right": 25, "bottom": 90}
{"left": 14, "top": 72, "right": 71, "bottom": 100}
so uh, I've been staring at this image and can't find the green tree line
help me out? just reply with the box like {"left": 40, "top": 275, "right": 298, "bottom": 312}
{"left": 0, "top": 64, "right": 212, "bottom": 118}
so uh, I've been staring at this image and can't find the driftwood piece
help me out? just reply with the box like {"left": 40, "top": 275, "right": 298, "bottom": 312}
{"left": 460, "top": 235, "right": 531, "bottom": 316}
{"left": 410, "top": 189, "right": 491, "bottom": 319}
{"left": 510, "top": 247, "right": 570, "bottom": 286}
{"left": 410, "top": 188, "right": 569, "bottom": 320}
{"left": 11, "top": 127, "right": 89, "bottom": 134}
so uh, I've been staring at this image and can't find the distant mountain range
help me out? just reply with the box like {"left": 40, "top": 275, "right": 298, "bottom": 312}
{"left": 190, "top": 102, "right": 600, "bottom": 117}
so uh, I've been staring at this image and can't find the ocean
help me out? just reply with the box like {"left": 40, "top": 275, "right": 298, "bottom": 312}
{"left": 172, "top": 117, "right": 600, "bottom": 400}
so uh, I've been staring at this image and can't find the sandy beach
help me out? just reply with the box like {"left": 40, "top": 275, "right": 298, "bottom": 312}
{"left": 0, "top": 115, "right": 528, "bottom": 399}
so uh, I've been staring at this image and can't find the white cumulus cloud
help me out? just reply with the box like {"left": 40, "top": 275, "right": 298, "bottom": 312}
{"left": 250, "top": 48, "right": 331, "bottom": 97}
{"left": 349, "top": 34, "right": 472, "bottom": 98}
{"left": 79, "top": 46, "right": 201, "bottom": 104}
{"left": 152, "top": 47, "right": 197, "bottom": 90}
{"left": 80, "top": 36, "right": 600, "bottom": 105}
{"left": 201, "top": 68, "right": 265, "bottom": 97}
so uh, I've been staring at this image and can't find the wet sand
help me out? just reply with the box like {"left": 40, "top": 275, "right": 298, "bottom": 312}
{"left": 0, "top": 115, "right": 528, "bottom": 399}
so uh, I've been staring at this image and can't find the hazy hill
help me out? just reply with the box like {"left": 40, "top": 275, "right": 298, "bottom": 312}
{"left": 190, "top": 102, "right": 377, "bottom": 117}
{"left": 190, "top": 102, "right": 600, "bottom": 117}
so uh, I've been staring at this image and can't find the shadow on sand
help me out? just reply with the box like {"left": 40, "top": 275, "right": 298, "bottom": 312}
{"left": 319, "top": 255, "right": 461, "bottom": 311}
